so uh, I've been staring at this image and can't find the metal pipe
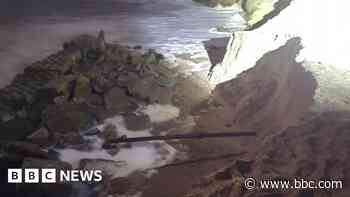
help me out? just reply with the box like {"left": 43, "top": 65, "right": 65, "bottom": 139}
{"left": 104, "top": 131, "right": 256, "bottom": 145}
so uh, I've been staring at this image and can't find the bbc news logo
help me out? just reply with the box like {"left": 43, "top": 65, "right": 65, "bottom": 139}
{"left": 8, "top": 169, "right": 103, "bottom": 183}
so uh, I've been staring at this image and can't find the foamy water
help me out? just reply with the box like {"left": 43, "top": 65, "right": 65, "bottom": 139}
{"left": 139, "top": 104, "right": 180, "bottom": 123}
{"left": 58, "top": 105, "right": 179, "bottom": 178}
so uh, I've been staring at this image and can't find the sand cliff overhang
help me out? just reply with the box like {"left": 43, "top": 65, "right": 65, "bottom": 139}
{"left": 211, "top": 0, "right": 350, "bottom": 112}
{"left": 186, "top": 1, "right": 350, "bottom": 196}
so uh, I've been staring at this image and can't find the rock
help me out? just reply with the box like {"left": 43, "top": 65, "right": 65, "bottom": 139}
{"left": 129, "top": 52, "right": 145, "bottom": 66}
{"left": 184, "top": 164, "right": 242, "bottom": 197}
{"left": 86, "top": 48, "right": 100, "bottom": 61}
{"left": 27, "top": 127, "right": 49, "bottom": 139}
{"left": 54, "top": 75, "right": 75, "bottom": 99}
{"left": 143, "top": 49, "right": 163, "bottom": 65}
{"left": 235, "top": 160, "right": 253, "bottom": 175}
{"left": 54, "top": 96, "right": 67, "bottom": 105}
{"left": 87, "top": 94, "right": 104, "bottom": 107}
{"left": 0, "top": 111, "right": 15, "bottom": 122}
{"left": 104, "top": 45, "right": 129, "bottom": 63}
{"left": 104, "top": 87, "right": 133, "bottom": 111}
{"left": 0, "top": 118, "right": 36, "bottom": 141}
{"left": 67, "top": 34, "right": 101, "bottom": 51}
{"left": 123, "top": 113, "right": 151, "bottom": 131}
{"left": 117, "top": 72, "right": 139, "bottom": 88}
{"left": 133, "top": 45, "right": 142, "bottom": 50}
{"left": 203, "top": 37, "right": 230, "bottom": 69}
{"left": 127, "top": 76, "right": 173, "bottom": 104}
{"left": 5, "top": 141, "right": 49, "bottom": 159}
{"left": 26, "top": 127, "right": 50, "bottom": 145}
{"left": 16, "top": 109, "right": 27, "bottom": 118}
{"left": 92, "top": 75, "right": 109, "bottom": 94}
{"left": 101, "top": 124, "right": 118, "bottom": 141}
{"left": 65, "top": 32, "right": 108, "bottom": 64}
{"left": 108, "top": 172, "right": 148, "bottom": 195}
{"left": 18, "top": 157, "right": 73, "bottom": 197}
{"left": 106, "top": 148, "right": 120, "bottom": 156}
{"left": 79, "top": 159, "right": 125, "bottom": 177}
{"left": 73, "top": 75, "right": 92, "bottom": 103}
{"left": 97, "top": 30, "right": 106, "bottom": 53}
{"left": 43, "top": 104, "right": 96, "bottom": 134}
{"left": 22, "top": 157, "right": 72, "bottom": 169}
{"left": 173, "top": 74, "right": 211, "bottom": 113}
{"left": 150, "top": 85, "right": 174, "bottom": 104}
{"left": 47, "top": 149, "right": 61, "bottom": 160}
{"left": 157, "top": 75, "right": 176, "bottom": 88}
{"left": 52, "top": 132, "right": 85, "bottom": 147}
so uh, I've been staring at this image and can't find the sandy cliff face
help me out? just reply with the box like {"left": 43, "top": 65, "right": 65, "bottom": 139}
{"left": 212, "top": 0, "right": 350, "bottom": 111}
{"left": 213, "top": 38, "right": 316, "bottom": 134}
{"left": 187, "top": 0, "right": 350, "bottom": 196}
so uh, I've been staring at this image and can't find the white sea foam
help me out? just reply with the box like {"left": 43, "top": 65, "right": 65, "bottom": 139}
{"left": 57, "top": 115, "right": 177, "bottom": 178}
{"left": 140, "top": 104, "right": 180, "bottom": 123}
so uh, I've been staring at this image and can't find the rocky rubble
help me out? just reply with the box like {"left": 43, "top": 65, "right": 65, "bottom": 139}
{"left": 0, "top": 30, "right": 177, "bottom": 142}
{"left": 0, "top": 30, "right": 197, "bottom": 197}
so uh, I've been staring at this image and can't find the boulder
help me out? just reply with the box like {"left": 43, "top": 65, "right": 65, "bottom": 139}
{"left": 0, "top": 109, "right": 15, "bottom": 123}
{"left": 100, "top": 124, "right": 118, "bottom": 141}
{"left": 127, "top": 51, "right": 146, "bottom": 67}
{"left": 203, "top": 37, "right": 230, "bottom": 67}
{"left": 100, "top": 124, "right": 120, "bottom": 154}
{"left": 28, "top": 87, "right": 60, "bottom": 123}
{"left": 73, "top": 75, "right": 92, "bottom": 103}
{"left": 133, "top": 45, "right": 142, "bottom": 50}
{"left": 97, "top": 30, "right": 106, "bottom": 53}
{"left": 150, "top": 85, "right": 173, "bottom": 104}
{"left": 43, "top": 104, "right": 96, "bottom": 134}
{"left": 26, "top": 127, "right": 50, "bottom": 146}
{"left": 0, "top": 118, "right": 36, "bottom": 141}
{"left": 52, "top": 132, "right": 85, "bottom": 148}
{"left": 87, "top": 94, "right": 104, "bottom": 107}
{"left": 104, "top": 87, "right": 133, "bottom": 111}
{"left": 123, "top": 113, "right": 151, "bottom": 131}
{"left": 53, "top": 75, "right": 75, "bottom": 99}
{"left": 92, "top": 75, "right": 109, "bottom": 94}
{"left": 117, "top": 72, "right": 139, "bottom": 88}
{"left": 142, "top": 49, "right": 164, "bottom": 65}
{"left": 4, "top": 141, "right": 49, "bottom": 159}
{"left": 127, "top": 76, "right": 173, "bottom": 104}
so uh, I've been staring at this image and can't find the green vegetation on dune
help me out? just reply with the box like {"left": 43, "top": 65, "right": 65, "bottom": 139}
{"left": 194, "top": 0, "right": 290, "bottom": 29}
